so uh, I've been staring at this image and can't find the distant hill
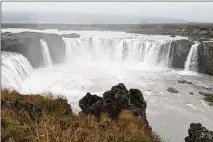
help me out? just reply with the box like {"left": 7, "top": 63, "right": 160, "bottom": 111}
{"left": 2, "top": 11, "right": 189, "bottom": 24}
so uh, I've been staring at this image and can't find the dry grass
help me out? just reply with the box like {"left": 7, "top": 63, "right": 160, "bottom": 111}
{"left": 1, "top": 90, "right": 162, "bottom": 142}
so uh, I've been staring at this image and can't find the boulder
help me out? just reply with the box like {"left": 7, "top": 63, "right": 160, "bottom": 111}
{"left": 167, "top": 87, "right": 179, "bottom": 93}
{"left": 178, "top": 80, "right": 187, "bottom": 83}
{"left": 189, "top": 92, "right": 194, "bottom": 95}
{"left": 185, "top": 123, "right": 213, "bottom": 142}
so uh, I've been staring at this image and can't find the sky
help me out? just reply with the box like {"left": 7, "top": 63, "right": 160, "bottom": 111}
{"left": 2, "top": 2, "right": 213, "bottom": 23}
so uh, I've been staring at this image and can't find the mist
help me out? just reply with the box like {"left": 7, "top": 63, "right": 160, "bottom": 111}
{"left": 2, "top": 2, "right": 213, "bottom": 24}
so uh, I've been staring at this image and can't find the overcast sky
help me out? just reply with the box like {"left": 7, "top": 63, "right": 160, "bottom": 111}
{"left": 2, "top": 2, "right": 213, "bottom": 23}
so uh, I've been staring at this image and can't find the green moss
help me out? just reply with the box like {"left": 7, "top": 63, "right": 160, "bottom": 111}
{"left": 199, "top": 92, "right": 213, "bottom": 106}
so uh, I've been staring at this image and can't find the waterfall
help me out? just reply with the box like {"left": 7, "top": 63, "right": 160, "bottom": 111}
{"left": 63, "top": 37, "right": 172, "bottom": 67}
{"left": 1, "top": 51, "right": 33, "bottom": 90}
{"left": 184, "top": 43, "right": 199, "bottom": 72}
{"left": 40, "top": 39, "right": 52, "bottom": 66}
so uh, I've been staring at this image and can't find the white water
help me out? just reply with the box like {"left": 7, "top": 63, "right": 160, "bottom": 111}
{"left": 1, "top": 51, "right": 33, "bottom": 90}
{"left": 63, "top": 37, "right": 172, "bottom": 68}
{"left": 40, "top": 39, "right": 52, "bottom": 66}
{"left": 1, "top": 29, "right": 213, "bottom": 142}
{"left": 184, "top": 43, "right": 199, "bottom": 72}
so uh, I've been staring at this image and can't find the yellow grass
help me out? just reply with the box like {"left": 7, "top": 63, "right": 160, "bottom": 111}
{"left": 1, "top": 90, "right": 162, "bottom": 142}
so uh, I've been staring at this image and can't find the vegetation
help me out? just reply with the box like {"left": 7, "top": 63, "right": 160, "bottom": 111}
{"left": 199, "top": 91, "right": 213, "bottom": 106}
{"left": 1, "top": 90, "right": 162, "bottom": 142}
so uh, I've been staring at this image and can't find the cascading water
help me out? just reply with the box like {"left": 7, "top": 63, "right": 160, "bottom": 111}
{"left": 63, "top": 37, "right": 172, "bottom": 67}
{"left": 40, "top": 39, "right": 52, "bottom": 66}
{"left": 184, "top": 43, "right": 199, "bottom": 72}
{"left": 1, "top": 51, "right": 33, "bottom": 90}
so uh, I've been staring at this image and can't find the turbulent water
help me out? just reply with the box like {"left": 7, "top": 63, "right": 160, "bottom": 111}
{"left": 1, "top": 29, "right": 213, "bottom": 142}
{"left": 184, "top": 43, "right": 199, "bottom": 71}
{"left": 1, "top": 51, "right": 33, "bottom": 91}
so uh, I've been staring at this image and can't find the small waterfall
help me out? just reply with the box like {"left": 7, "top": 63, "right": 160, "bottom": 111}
{"left": 63, "top": 37, "right": 173, "bottom": 67}
{"left": 184, "top": 43, "right": 199, "bottom": 71}
{"left": 40, "top": 39, "right": 52, "bottom": 66}
{"left": 1, "top": 51, "right": 33, "bottom": 90}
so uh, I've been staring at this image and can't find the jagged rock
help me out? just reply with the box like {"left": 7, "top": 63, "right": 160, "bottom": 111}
{"left": 79, "top": 83, "right": 148, "bottom": 124}
{"left": 103, "top": 83, "right": 129, "bottom": 110}
{"left": 185, "top": 123, "right": 213, "bottom": 142}
{"left": 79, "top": 92, "right": 102, "bottom": 112}
{"left": 189, "top": 92, "right": 194, "bottom": 95}
{"left": 167, "top": 87, "right": 179, "bottom": 93}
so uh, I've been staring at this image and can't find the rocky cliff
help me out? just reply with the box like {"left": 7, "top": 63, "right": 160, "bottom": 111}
{"left": 1, "top": 32, "right": 66, "bottom": 68}
{"left": 198, "top": 41, "right": 213, "bottom": 76}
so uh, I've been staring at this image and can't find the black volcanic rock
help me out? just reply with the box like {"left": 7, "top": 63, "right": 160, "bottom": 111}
{"left": 185, "top": 123, "right": 213, "bottom": 142}
{"left": 79, "top": 92, "right": 102, "bottom": 112}
{"left": 79, "top": 83, "right": 149, "bottom": 124}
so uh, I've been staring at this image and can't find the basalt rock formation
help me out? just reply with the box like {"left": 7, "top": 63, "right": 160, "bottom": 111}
{"left": 185, "top": 123, "right": 213, "bottom": 142}
{"left": 79, "top": 83, "right": 149, "bottom": 124}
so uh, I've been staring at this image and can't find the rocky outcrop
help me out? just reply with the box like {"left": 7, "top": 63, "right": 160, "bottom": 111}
{"left": 197, "top": 41, "right": 213, "bottom": 76}
{"left": 79, "top": 83, "right": 149, "bottom": 124}
{"left": 185, "top": 123, "right": 213, "bottom": 142}
{"left": 1, "top": 32, "right": 66, "bottom": 67}
{"left": 170, "top": 39, "right": 193, "bottom": 69}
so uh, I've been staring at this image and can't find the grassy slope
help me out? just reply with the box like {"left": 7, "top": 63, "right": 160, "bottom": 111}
{"left": 1, "top": 90, "right": 162, "bottom": 142}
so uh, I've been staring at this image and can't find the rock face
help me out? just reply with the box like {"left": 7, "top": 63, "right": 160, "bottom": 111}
{"left": 42, "top": 33, "right": 66, "bottom": 63}
{"left": 167, "top": 87, "right": 179, "bottom": 93}
{"left": 185, "top": 123, "right": 213, "bottom": 142}
{"left": 79, "top": 83, "right": 148, "bottom": 123}
{"left": 1, "top": 32, "right": 66, "bottom": 68}
{"left": 197, "top": 41, "right": 213, "bottom": 76}
{"left": 170, "top": 39, "right": 193, "bottom": 69}
{"left": 1, "top": 32, "right": 43, "bottom": 67}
